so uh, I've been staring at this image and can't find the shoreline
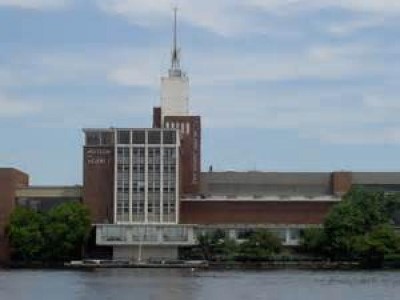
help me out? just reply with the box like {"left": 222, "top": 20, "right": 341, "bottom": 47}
{"left": 0, "top": 261, "right": 364, "bottom": 270}
{"left": 3, "top": 260, "right": 400, "bottom": 270}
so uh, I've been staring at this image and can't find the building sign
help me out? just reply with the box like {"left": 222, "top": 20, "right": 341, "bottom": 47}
{"left": 86, "top": 148, "right": 113, "bottom": 166}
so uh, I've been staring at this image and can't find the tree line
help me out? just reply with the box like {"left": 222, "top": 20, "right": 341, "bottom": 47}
{"left": 7, "top": 202, "right": 91, "bottom": 262}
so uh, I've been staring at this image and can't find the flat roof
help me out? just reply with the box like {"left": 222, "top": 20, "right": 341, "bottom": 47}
{"left": 181, "top": 195, "right": 341, "bottom": 202}
{"left": 16, "top": 185, "right": 82, "bottom": 198}
{"left": 82, "top": 127, "right": 178, "bottom": 132}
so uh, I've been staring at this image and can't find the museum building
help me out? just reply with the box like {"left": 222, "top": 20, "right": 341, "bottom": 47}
{"left": 2, "top": 12, "right": 400, "bottom": 262}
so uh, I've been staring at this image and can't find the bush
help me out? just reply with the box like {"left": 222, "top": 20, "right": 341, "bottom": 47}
{"left": 300, "top": 227, "right": 325, "bottom": 256}
{"left": 238, "top": 229, "right": 282, "bottom": 261}
{"left": 353, "top": 224, "right": 400, "bottom": 267}
{"left": 195, "top": 230, "right": 240, "bottom": 261}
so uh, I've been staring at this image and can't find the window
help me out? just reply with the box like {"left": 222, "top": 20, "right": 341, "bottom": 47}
{"left": 163, "top": 227, "right": 188, "bottom": 242}
{"left": 132, "top": 131, "right": 145, "bottom": 144}
{"left": 103, "top": 226, "right": 127, "bottom": 241}
{"left": 148, "top": 131, "right": 161, "bottom": 144}
{"left": 101, "top": 132, "right": 114, "bottom": 145}
{"left": 289, "top": 228, "right": 300, "bottom": 241}
{"left": 86, "top": 132, "right": 101, "bottom": 146}
{"left": 117, "top": 131, "right": 130, "bottom": 144}
{"left": 163, "top": 130, "right": 176, "bottom": 144}
{"left": 269, "top": 229, "right": 286, "bottom": 242}
{"left": 236, "top": 229, "right": 255, "bottom": 239}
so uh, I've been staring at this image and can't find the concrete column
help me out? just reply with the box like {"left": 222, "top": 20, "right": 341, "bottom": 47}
{"left": 126, "top": 226, "right": 133, "bottom": 243}
{"left": 188, "top": 227, "right": 195, "bottom": 243}
{"left": 144, "top": 131, "right": 149, "bottom": 223}
{"left": 129, "top": 131, "right": 133, "bottom": 223}
{"left": 285, "top": 228, "right": 291, "bottom": 245}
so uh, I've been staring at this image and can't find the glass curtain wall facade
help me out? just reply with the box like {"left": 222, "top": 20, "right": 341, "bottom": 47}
{"left": 114, "top": 129, "right": 179, "bottom": 224}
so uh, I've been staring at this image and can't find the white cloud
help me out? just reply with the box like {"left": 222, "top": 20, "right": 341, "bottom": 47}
{"left": 194, "top": 89, "right": 400, "bottom": 146}
{"left": 0, "top": 0, "right": 70, "bottom": 10}
{"left": 0, "top": 95, "right": 41, "bottom": 117}
{"left": 0, "top": 41, "right": 397, "bottom": 144}
{"left": 0, "top": 51, "right": 115, "bottom": 88}
{"left": 97, "top": 0, "right": 259, "bottom": 35}
{"left": 105, "top": 48, "right": 165, "bottom": 87}
{"left": 96, "top": 0, "right": 400, "bottom": 35}
{"left": 106, "top": 42, "right": 380, "bottom": 89}
{"left": 363, "top": 95, "right": 400, "bottom": 110}
{"left": 108, "top": 68, "right": 158, "bottom": 87}
{"left": 247, "top": 0, "right": 400, "bottom": 14}
{"left": 319, "top": 128, "right": 400, "bottom": 145}
{"left": 331, "top": 0, "right": 400, "bottom": 14}
{"left": 327, "top": 18, "right": 385, "bottom": 36}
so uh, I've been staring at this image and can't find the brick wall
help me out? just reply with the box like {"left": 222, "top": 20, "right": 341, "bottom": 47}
{"left": 332, "top": 171, "right": 352, "bottom": 196}
{"left": 0, "top": 169, "right": 29, "bottom": 263}
{"left": 83, "top": 147, "right": 114, "bottom": 223}
{"left": 152, "top": 107, "right": 161, "bottom": 128}
{"left": 180, "top": 201, "right": 337, "bottom": 225}
{"left": 164, "top": 116, "right": 201, "bottom": 194}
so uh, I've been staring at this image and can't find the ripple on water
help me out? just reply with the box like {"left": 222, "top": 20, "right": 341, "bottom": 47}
{"left": 0, "top": 269, "right": 400, "bottom": 300}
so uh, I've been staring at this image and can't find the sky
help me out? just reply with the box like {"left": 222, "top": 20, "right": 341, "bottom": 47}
{"left": 1, "top": 0, "right": 400, "bottom": 185}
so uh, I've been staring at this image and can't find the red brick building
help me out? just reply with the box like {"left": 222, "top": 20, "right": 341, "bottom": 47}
{"left": 153, "top": 109, "right": 201, "bottom": 195}
{"left": 0, "top": 169, "right": 29, "bottom": 263}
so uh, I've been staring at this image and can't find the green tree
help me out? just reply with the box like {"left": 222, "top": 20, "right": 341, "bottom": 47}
{"left": 323, "top": 188, "right": 400, "bottom": 260}
{"left": 7, "top": 202, "right": 91, "bottom": 262}
{"left": 196, "top": 229, "right": 227, "bottom": 261}
{"left": 196, "top": 232, "right": 215, "bottom": 260}
{"left": 353, "top": 224, "right": 400, "bottom": 267}
{"left": 8, "top": 207, "right": 45, "bottom": 261}
{"left": 42, "top": 202, "right": 91, "bottom": 261}
{"left": 214, "top": 237, "right": 239, "bottom": 261}
{"left": 341, "top": 188, "right": 390, "bottom": 231}
{"left": 323, "top": 200, "right": 365, "bottom": 259}
{"left": 300, "top": 227, "right": 325, "bottom": 256}
{"left": 301, "top": 187, "right": 400, "bottom": 265}
{"left": 239, "top": 229, "right": 282, "bottom": 260}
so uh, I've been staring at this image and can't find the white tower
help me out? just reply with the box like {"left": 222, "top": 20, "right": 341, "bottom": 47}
{"left": 161, "top": 8, "right": 189, "bottom": 120}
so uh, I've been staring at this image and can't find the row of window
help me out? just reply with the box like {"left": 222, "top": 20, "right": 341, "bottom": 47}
{"left": 118, "top": 165, "right": 176, "bottom": 173}
{"left": 123, "top": 209, "right": 175, "bottom": 215}
{"left": 117, "top": 155, "right": 176, "bottom": 164}
{"left": 85, "top": 130, "right": 179, "bottom": 146}
{"left": 85, "top": 131, "right": 113, "bottom": 146}
{"left": 117, "top": 187, "right": 176, "bottom": 193}
{"left": 194, "top": 228, "right": 301, "bottom": 242}
{"left": 117, "top": 130, "right": 177, "bottom": 145}
{"left": 165, "top": 121, "right": 191, "bottom": 135}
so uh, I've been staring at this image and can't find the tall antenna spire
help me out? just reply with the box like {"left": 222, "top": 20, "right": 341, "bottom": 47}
{"left": 169, "top": 6, "right": 182, "bottom": 77}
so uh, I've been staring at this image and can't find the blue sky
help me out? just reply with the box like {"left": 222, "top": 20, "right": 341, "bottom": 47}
{"left": 1, "top": 0, "right": 400, "bottom": 185}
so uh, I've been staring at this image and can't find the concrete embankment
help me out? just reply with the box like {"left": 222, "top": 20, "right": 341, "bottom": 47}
{"left": 64, "top": 260, "right": 361, "bottom": 270}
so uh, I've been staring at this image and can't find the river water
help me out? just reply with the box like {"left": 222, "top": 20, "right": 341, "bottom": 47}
{"left": 0, "top": 269, "right": 399, "bottom": 300}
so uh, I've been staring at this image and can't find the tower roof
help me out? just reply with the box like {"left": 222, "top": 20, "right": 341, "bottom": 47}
{"left": 169, "top": 7, "right": 183, "bottom": 77}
